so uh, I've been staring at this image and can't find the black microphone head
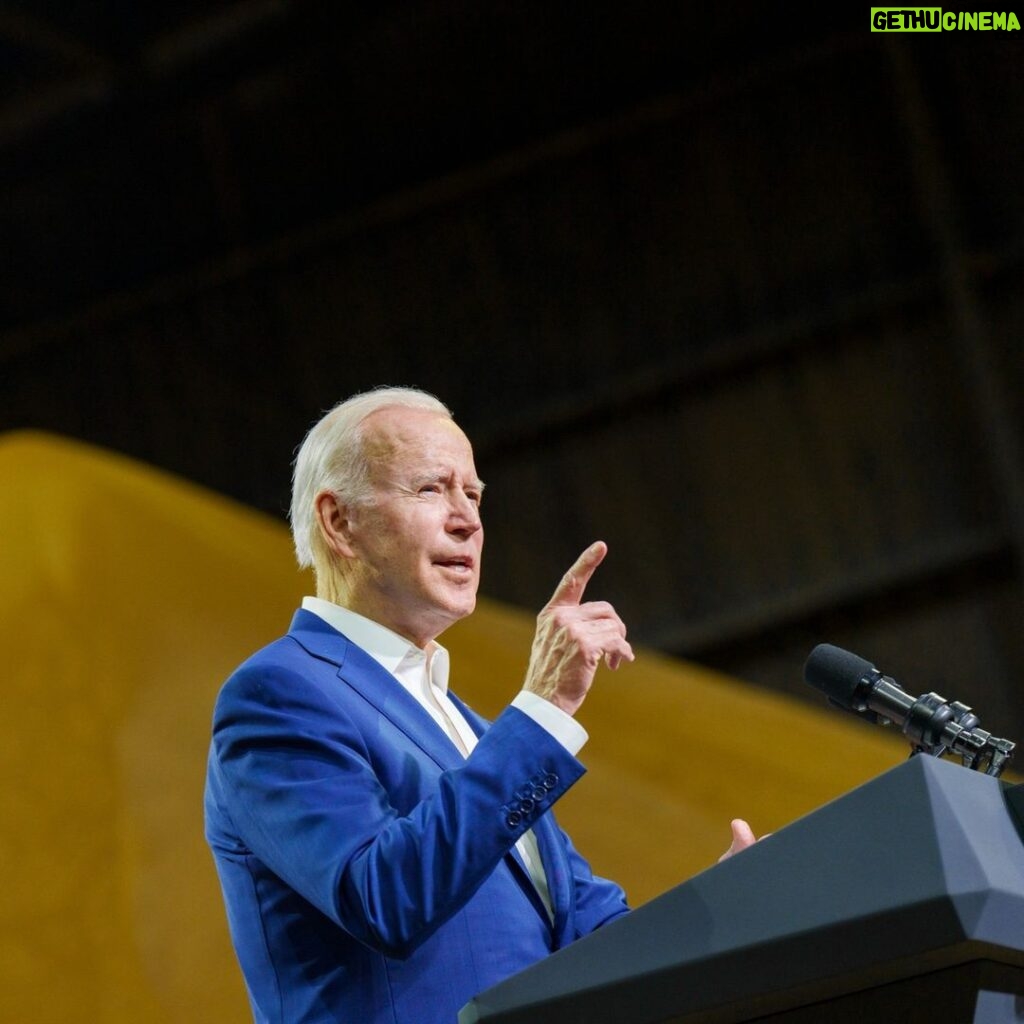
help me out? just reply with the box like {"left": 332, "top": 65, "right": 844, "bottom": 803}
{"left": 804, "top": 643, "right": 878, "bottom": 708}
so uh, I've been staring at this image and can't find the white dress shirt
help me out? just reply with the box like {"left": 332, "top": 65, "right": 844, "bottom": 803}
{"left": 301, "top": 596, "right": 588, "bottom": 922}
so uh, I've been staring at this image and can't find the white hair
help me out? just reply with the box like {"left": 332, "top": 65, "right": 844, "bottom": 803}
{"left": 289, "top": 386, "right": 452, "bottom": 570}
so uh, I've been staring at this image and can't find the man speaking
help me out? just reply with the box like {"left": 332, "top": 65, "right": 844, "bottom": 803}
{"left": 205, "top": 386, "right": 752, "bottom": 1023}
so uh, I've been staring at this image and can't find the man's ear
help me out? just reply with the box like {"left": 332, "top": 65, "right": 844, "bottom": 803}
{"left": 314, "top": 491, "right": 358, "bottom": 560}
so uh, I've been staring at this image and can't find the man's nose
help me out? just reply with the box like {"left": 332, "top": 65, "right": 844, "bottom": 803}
{"left": 447, "top": 492, "right": 481, "bottom": 534}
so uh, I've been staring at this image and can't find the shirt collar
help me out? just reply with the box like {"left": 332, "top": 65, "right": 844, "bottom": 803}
{"left": 301, "top": 596, "right": 450, "bottom": 693}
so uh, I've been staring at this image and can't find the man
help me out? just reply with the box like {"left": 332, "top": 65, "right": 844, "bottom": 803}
{"left": 205, "top": 387, "right": 753, "bottom": 1024}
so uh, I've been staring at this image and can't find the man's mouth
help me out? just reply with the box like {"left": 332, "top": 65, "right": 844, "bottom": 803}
{"left": 434, "top": 556, "right": 475, "bottom": 574}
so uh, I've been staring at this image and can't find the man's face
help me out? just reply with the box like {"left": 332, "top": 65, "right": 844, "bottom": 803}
{"left": 340, "top": 406, "right": 484, "bottom": 647}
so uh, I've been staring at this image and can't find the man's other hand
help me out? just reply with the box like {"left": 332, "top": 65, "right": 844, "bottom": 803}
{"left": 718, "top": 819, "right": 762, "bottom": 862}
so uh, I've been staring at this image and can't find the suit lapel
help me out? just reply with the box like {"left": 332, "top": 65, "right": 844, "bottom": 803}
{"left": 288, "top": 609, "right": 464, "bottom": 772}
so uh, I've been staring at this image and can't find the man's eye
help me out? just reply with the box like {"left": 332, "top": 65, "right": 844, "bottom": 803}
{"left": 419, "top": 484, "right": 441, "bottom": 495}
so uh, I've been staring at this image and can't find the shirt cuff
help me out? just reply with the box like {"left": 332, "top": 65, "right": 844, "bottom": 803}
{"left": 511, "top": 691, "right": 589, "bottom": 756}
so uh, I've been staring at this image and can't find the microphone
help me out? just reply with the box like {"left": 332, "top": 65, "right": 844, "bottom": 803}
{"left": 803, "top": 643, "right": 1015, "bottom": 777}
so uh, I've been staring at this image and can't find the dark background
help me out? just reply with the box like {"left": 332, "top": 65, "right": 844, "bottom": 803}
{"left": 3, "top": 3, "right": 1022, "bottom": 740}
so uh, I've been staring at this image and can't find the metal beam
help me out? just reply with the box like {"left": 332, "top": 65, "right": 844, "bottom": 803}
{"left": 0, "top": 0, "right": 295, "bottom": 147}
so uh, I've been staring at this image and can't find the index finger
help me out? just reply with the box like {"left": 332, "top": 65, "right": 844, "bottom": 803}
{"left": 545, "top": 541, "right": 608, "bottom": 608}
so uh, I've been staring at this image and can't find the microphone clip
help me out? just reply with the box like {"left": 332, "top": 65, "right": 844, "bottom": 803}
{"left": 896, "top": 687, "right": 1015, "bottom": 777}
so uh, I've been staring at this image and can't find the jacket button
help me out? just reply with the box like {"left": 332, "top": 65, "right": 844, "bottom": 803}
{"left": 505, "top": 810, "right": 522, "bottom": 828}
{"left": 542, "top": 773, "right": 558, "bottom": 790}
{"left": 531, "top": 788, "right": 546, "bottom": 802}
{"left": 518, "top": 798, "right": 535, "bottom": 814}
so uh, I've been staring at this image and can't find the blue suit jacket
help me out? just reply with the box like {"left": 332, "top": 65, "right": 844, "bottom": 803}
{"left": 204, "top": 610, "right": 629, "bottom": 1024}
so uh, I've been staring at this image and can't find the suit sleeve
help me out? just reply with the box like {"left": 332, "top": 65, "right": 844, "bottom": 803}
{"left": 562, "top": 828, "right": 630, "bottom": 938}
{"left": 209, "top": 660, "right": 586, "bottom": 959}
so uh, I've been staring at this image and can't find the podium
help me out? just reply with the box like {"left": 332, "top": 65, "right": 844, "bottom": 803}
{"left": 460, "top": 756, "right": 1024, "bottom": 1023}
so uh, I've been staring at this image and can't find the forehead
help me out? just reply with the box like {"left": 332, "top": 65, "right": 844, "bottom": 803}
{"left": 361, "top": 406, "right": 476, "bottom": 474}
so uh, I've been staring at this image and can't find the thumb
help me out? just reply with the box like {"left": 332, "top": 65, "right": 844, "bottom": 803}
{"left": 718, "top": 819, "right": 757, "bottom": 863}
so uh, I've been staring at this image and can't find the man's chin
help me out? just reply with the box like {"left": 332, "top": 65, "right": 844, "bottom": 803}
{"left": 448, "top": 592, "right": 477, "bottom": 620}
{"left": 439, "top": 588, "right": 477, "bottom": 625}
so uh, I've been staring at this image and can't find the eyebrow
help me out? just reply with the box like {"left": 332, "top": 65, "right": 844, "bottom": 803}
{"left": 411, "top": 471, "right": 486, "bottom": 493}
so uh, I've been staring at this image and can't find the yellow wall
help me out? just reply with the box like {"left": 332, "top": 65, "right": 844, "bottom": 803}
{"left": 0, "top": 432, "right": 907, "bottom": 1023}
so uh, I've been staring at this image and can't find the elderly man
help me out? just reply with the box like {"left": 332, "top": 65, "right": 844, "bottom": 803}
{"left": 205, "top": 387, "right": 752, "bottom": 1024}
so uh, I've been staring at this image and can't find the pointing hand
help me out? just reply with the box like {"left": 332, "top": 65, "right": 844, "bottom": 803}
{"left": 522, "top": 542, "right": 634, "bottom": 716}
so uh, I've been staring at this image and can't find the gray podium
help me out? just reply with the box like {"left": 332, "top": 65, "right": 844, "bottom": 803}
{"left": 460, "top": 755, "right": 1024, "bottom": 1024}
